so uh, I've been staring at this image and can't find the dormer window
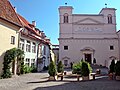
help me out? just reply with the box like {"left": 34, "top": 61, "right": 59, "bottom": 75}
{"left": 108, "top": 14, "right": 112, "bottom": 24}
{"left": 63, "top": 13, "right": 68, "bottom": 23}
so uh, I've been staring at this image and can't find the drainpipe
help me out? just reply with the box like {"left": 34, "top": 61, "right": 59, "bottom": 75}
{"left": 17, "top": 28, "right": 24, "bottom": 48}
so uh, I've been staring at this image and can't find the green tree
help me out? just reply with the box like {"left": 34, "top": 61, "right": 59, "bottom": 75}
{"left": 48, "top": 61, "right": 57, "bottom": 76}
{"left": 109, "top": 59, "right": 115, "bottom": 73}
{"left": 57, "top": 61, "right": 64, "bottom": 73}
{"left": 115, "top": 61, "right": 120, "bottom": 76}
{"left": 72, "top": 61, "right": 82, "bottom": 74}
{"left": 1, "top": 48, "right": 24, "bottom": 78}
{"left": 81, "top": 62, "right": 90, "bottom": 76}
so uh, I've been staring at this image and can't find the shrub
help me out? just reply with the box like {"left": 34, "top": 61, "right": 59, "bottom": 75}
{"left": 109, "top": 59, "right": 115, "bottom": 73}
{"left": 115, "top": 61, "right": 120, "bottom": 76}
{"left": 1, "top": 68, "right": 12, "bottom": 78}
{"left": 72, "top": 61, "right": 92, "bottom": 75}
{"left": 24, "top": 65, "right": 32, "bottom": 73}
{"left": 57, "top": 61, "right": 64, "bottom": 73}
{"left": 31, "top": 66, "right": 37, "bottom": 73}
{"left": 72, "top": 62, "right": 82, "bottom": 74}
{"left": 87, "top": 62, "right": 92, "bottom": 73}
{"left": 81, "top": 62, "right": 90, "bottom": 76}
{"left": 48, "top": 61, "right": 57, "bottom": 76}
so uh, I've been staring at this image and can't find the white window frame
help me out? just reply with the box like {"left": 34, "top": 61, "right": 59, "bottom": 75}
{"left": 26, "top": 40, "right": 31, "bottom": 52}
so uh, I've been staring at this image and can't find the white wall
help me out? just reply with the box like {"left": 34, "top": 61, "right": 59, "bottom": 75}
{"left": 59, "top": 6, "right": 119, "bottom": 67}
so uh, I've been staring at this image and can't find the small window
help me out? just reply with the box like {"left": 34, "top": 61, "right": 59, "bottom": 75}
{"left": 108, "top": 14, "right": 112, "bottom": 24}
{"left": 64, "top": 13, "right": 68, "bottom": 23}
{"left": 110, "top": 46, "right": 114, "bottom": 50}
{"left": 25, "top": 58, "right": 30, "bottom": 66}
{"left": 11, "top": 36, "right": 15, "bottom": 44}
{"left": 31, "top": 59, "right": 35, "bottom": 67}
{"left": 64, "top": 46, "right": 68, "bottom": 50}
{"left": 26, "top": 40, "right": 31, "bottom": 52}
{"left": 19, "top": 38, "right": 24, "bottom": 50}
{"left": 32, "top": 42, "right": 36, "bottom": 53}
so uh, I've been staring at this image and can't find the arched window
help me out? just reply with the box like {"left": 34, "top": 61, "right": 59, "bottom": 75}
{"left": 63, "top": 13, "right": 68, "bottom": 23}
{"left": 108, "top": 14, "right": 112, "bottom": 24}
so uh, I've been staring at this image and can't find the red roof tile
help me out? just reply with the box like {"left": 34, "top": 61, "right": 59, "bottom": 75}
{"left": 0, "top": 0, "right": 22, "bottom": 26}
{"left": 17, "top": 14, "right": 32, "bottom": 29}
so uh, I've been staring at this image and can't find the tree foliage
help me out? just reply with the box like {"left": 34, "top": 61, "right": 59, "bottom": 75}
{"left": 72, "top": 60, "right": 92, "bottom": 75}
{"left": 109, "top": 59, "right": 115, "bottom": 73}
{"left": 57, "top": 61, "right": 64, "bottom": 73}
{"left": 115, "top": 61, "right": 120, "bottom": 76}
{"left": 81, "top": 62, "right": 90, "bottom": 76}
{"left": 1, "top": 48, "right": 24, "bottom": 78}
{"left": 48, "top": 61, "right": 57, "bottom": 76}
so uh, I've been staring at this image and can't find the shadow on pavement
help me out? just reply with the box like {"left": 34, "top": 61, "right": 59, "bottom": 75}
{"left": 32, "top": 76, "right": 120, "bottom": 90}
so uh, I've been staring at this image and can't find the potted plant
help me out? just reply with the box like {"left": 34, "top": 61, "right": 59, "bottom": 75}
{"left": 81, "top": 61, "right": 91, "bottom": 80}
{"left": 48, "top": 61, "right": 57, "bottom": 80}
{"left": 109, "top": 59, "right": 115, "bottom": 80}
{"left": 115, "top": 61, "right": 120, "bottom": 80}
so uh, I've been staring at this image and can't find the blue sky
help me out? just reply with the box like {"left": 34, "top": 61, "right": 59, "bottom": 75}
{"left": 10, "top": 0, "right": 120, "bottom": 44}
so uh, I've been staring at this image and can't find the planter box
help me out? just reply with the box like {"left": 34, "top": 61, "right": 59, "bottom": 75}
{"left": 82, "top": 76, "right": 89, "bottom": 80}
{"left": 49, "top": 76, "right": 57, "bottom": 81}
{"left": 108, "top": 73, "right": 113, "bottom": 80}
{"left": 116, "top": 76, "right": 120, "bottom": 80}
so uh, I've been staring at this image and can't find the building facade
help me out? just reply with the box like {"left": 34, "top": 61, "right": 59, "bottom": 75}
{"left": 59, "top": 6, "right": 119, "bottom": 67}
{"left": 18, "top": 15, "right": 51, "bottom": 71}
{"left": 0, "top": 0, "right": 22, "bottom": 75}
{"left": 52, "top": 45, "right": 59, "bottom": 64}
{"left": 0, "top": 0, "right": 52, "bottom": 75}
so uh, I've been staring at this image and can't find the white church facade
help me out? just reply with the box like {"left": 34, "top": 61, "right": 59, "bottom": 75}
{"left": 59, "top": 6, "right": 119, "bottom": 67}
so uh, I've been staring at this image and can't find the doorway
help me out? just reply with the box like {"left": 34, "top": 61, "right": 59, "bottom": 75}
{"left": 85, "top": 54, "right": 91, "bottom": 64}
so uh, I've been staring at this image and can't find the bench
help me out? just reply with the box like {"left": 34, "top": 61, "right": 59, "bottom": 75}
{"left": 57, "top": 73, "right": 81, "bottom": 81}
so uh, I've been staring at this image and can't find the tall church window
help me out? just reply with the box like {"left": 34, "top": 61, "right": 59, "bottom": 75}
{"left": 108, "top": 14, "right": 112, "bottom": 24}
{"left": 63, "top": 13, "right": 68, "bottom": 23}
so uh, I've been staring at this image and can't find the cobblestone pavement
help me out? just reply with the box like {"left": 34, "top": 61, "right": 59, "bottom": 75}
{"left": 0, "top": 71, "right": 120, "bottom": 90}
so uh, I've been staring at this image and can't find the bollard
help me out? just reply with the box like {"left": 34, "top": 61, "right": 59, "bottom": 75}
{"left": 61, "top": 76, "right": 63, "bottom": 81}
{"left": 93, "top": 75, "right": 95, "bottom": 80}
{"left": 77, "top": 75, "right": 80, "bottom": 81}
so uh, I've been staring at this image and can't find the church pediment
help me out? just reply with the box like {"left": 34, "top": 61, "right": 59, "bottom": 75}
{"left": 62, "top": 56, "right": 70, "bottom": 60}
{"left": 81, "top": 47, "right": 95, "bottom": 52}
{"left": 73, "top": 18, "right": 103, "bottom": 25}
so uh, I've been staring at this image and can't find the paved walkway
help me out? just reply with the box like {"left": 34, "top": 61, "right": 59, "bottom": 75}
{"left": 0, "top": 71, "right": 120, "bottom": 90}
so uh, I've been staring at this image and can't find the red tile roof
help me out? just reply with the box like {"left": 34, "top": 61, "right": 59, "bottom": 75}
{"left": 18, "top": 14, "right": 33, "bottom": 29}
{"left": 0, "top": 0, "right": 22, "bottom": 26}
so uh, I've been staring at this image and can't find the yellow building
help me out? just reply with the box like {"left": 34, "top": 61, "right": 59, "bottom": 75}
{"left": 0, "top": 0, "right": 22, "bottom": 75}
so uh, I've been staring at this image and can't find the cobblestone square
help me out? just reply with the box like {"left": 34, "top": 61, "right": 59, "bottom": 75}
{"left": 0, "top": 71, "right": 120, "bottom": 90}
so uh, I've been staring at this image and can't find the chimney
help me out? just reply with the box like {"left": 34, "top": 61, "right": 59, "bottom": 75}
{"left": 32, "top": 21, "right": 36, "bottom": 27}
{"left": 14, "top": 7, "right": 17, "bottom": 12}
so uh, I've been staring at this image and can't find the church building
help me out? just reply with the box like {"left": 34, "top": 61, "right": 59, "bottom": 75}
{"left": 58, "top": 6, "right": 119, "bottom": 67}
